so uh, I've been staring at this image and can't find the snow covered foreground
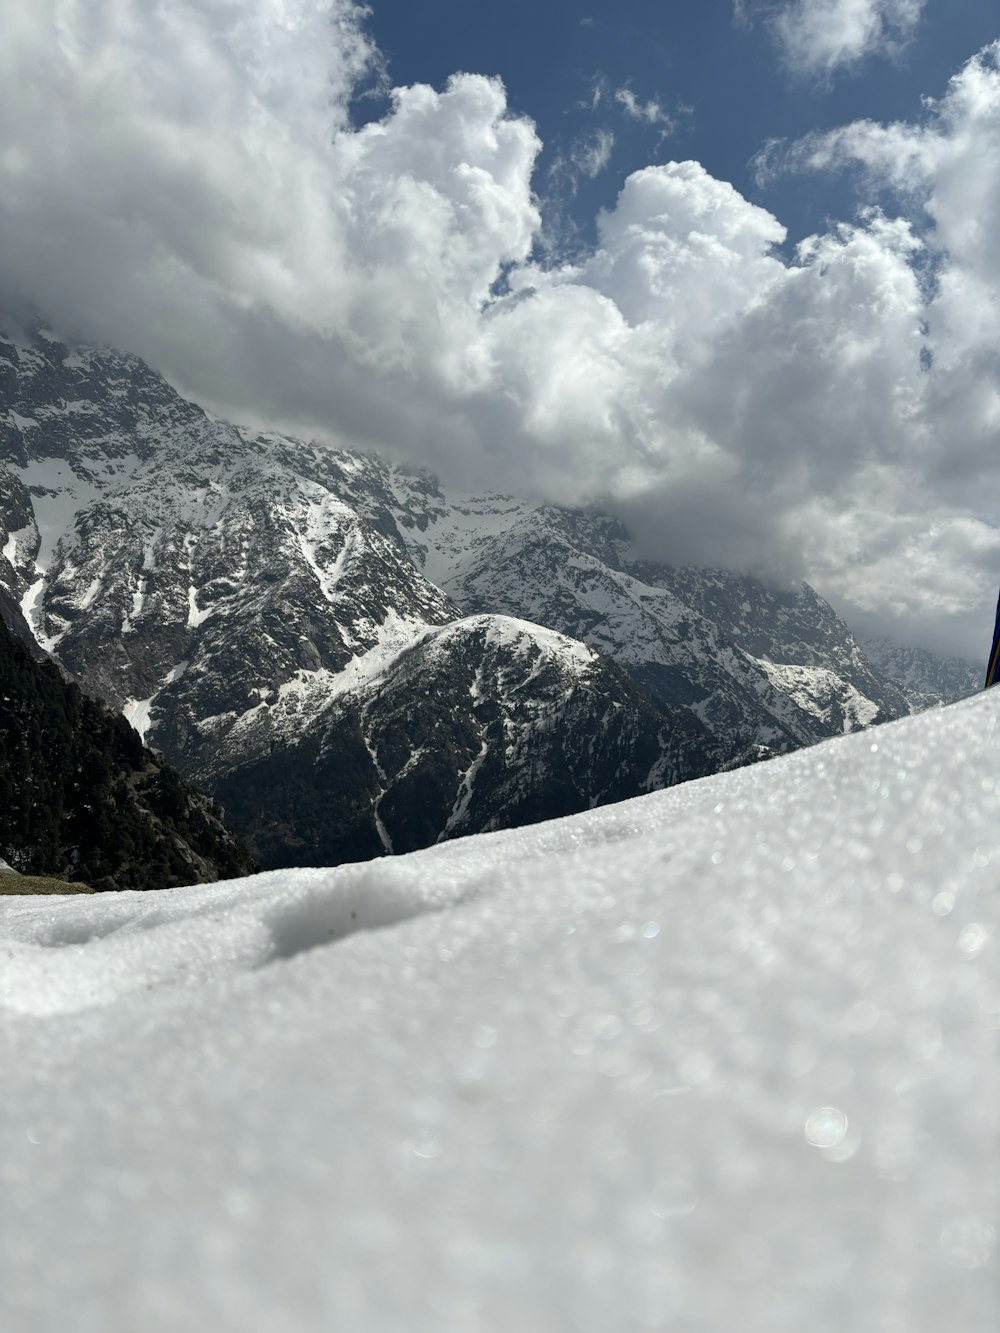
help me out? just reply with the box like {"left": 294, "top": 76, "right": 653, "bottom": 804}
{"left": 2, "top": 697, "right": 998, "bottom": 1333}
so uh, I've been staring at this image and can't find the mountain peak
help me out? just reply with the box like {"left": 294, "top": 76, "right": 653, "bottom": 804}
{"left": 1, "top": 328, "right": 952, "bottom": 869}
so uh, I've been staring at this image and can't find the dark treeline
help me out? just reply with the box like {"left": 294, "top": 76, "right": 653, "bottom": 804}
{"left": 0, "top": 619, "right": 255, "bottom": 890}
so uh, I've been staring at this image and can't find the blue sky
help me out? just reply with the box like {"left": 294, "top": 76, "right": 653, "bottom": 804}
{"left": 363, "top": 0, "right": 998, "bottom": 251}
{"left": 2, "top": 1, "right": 999, "bottom": 657}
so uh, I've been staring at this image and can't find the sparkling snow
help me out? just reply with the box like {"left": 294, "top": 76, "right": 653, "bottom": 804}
{"left": 1, "top": 694, "right": 998, "bottom": 1332}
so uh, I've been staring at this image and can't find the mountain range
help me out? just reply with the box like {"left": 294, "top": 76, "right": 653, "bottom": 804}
{"left": 0, "top": 324, "right": 978, "bottom": 869}
{"left": 860, "top": 635, "right": 980, "bottom": 712}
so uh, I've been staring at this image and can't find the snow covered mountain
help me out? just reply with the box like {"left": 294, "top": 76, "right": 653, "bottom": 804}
{"left": 392, "top": 493, "right": 911, "bottom": 755}
{"left": 0, "top": 324, "right": 932, "bottom": 863}
{"left": 3, "top": 689, "right": 997, "bottom": 1332}
{"left": 862, "top": 635, "right": 982, "bottom": 712}
{"left": 0, "top": 327, "right": 712, "bottom": 863}
{"left": 211, "top": 614, "right": 709, "bottom": 867}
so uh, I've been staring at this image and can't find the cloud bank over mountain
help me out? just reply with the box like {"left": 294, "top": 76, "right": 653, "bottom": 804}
{"left": 1, "top": 2, "right": 997, "bottom": 659}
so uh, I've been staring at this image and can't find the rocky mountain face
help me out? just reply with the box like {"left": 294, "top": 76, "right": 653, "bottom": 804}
{"left": 388, "top": 494, "right": 912, "bottom": 757}
{"left": 212, "top": 615, "right": 712, "bottom": 868}
{"left": 0, "top": 324, "right": 922, "bottom": 868}
{"left": 0, "top": 617, "right": 254, "bottom": 890}
{"left": 861, "top": 635, "right": 981, "bottom": 712}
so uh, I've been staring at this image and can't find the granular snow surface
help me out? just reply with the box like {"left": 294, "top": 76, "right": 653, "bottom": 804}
{"left": 1, "top": 693, "right": 998, "bottom": 1332}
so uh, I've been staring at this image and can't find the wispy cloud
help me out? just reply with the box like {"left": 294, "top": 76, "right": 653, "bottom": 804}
{"left": 738, "top": 0, "right": 926, "bottom": 77}
{"left": 542, "top": 127, "right": 616, "bottom": 227}
{"left": 571, "top": 128, "right": 616, "bottom": 178}
{"left": 583, "top": 76, "right": 678, "bottom": 137}
{"left": 615, "top": 87, "right": 677, "bottom": 134}
{"left": 579, "top": 74, "right": 609, "bottom": 112}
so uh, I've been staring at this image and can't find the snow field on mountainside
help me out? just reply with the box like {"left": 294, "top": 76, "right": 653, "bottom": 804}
{"left": 1, "top": 692, "right": 998, "bottom": 1332}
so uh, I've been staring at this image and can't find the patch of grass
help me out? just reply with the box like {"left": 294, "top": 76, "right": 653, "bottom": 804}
{"left": 0, "top": 876, "right": 95, "bottom": 896}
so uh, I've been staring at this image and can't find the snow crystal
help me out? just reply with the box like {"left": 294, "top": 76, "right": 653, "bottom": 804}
{"left": 1, "top": 693, "right": 998, "bottom": 1332}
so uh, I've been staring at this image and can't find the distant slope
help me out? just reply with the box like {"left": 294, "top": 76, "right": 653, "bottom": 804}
{"left": 213, "top": 615, "right": 713, "bottom": 868}
{"left": 0, "top": 618, "right": 255, "bottom": 889}
{"left": 391, "top": 493, "right": 912, "bottom": 751}
{"left": 861, "top": 634, "right": 981, "bottom": 711}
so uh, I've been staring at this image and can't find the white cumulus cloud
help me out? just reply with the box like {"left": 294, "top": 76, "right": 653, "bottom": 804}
{"left": 0, "top": 3, "right": 998, "bottom": 659}
{"left": 755, "top": 42, "right": 1000, "bottom": 650}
